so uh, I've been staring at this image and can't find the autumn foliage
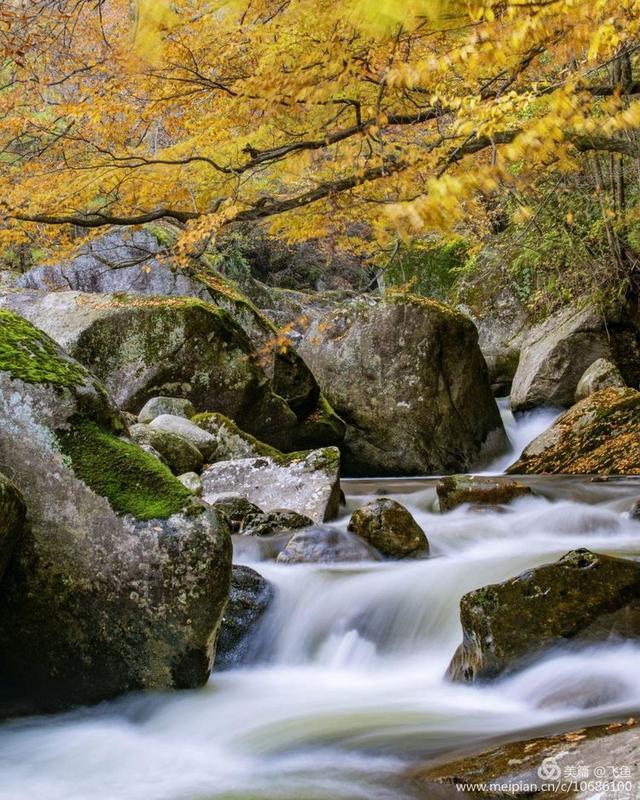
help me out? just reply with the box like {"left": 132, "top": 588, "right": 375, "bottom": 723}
{"left": 1, "top": 0, "right": 639, "bottom": 275}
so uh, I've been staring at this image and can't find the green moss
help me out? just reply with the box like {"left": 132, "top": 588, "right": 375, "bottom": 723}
{"left": 58, "top": 421, "right": 191, "bottom": 520}
{"left": 0, "top": 310, "right": 90, "bottom": 387}
{"left": 385, "top": 288, "right": 465, "bottom": 320}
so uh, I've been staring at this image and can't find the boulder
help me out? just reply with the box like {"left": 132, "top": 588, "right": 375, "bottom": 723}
{"left": 507, "top": 387, "right": 640, "bottom": 475}
{"left": 575, "top": 357, "right": 626, "bottom": 402}
{"left": 276, "top": 526, "right": 380, "bottom": 564}
{"left": 243, "top": 509, "right": 314, "bottom": 537}
{"left": 192, "top": 411, "right": 282, "bottom": 461}
{"left": 348, "top": 499, "right": 428, "bottom": 558}
{"left": 448, "top": 549, "right": 640, "bottom": 682}
{"left": 0, "top": 289, "right": 343, "bottom": 452}
{"left": 209, "top": 495, "right": 263, "bottom": 532}
{"left": 631, "top": 501, "right": 640, "bottom": 520}
{"left": 461, "top": 289, "right": 529, "bottom": 395}
{"left": 129, "top": 423, "right": 204, "bottom": 475}
{"left": 0, "top": 309, "right": 232, "bottom": 716}
{"left": 202, "top": 448, "right": 341, "bottom": 523}
{"left": 176, "top": 472, "right": 203, "bottom": 496}
{"left": 0, "top": 474, "right": 25, "bottom": 583}
{"left": 138, "top": 396, "right": 196, "bottom": 423}
{"left": 510, "top": 305, "right": 625, "bottom": 412}
{"left": 148, "top": 414, "right": 218, "bottom": 461}
{"left": 214, "top": 565, "right": 274, "bottom": 669}
{"left": 298, "top": 294, "right": 506, "bottom": 476}
{"left": 11, "top": 227, "right": 346, "bottom": 447}
{"left": 410, "top": 721, "right": 640, "bottom": 799}
{"left": 436, "top": 475, "right": 534, "bottom": 512}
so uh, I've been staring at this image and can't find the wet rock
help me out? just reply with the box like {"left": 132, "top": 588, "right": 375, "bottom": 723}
{"left": 631, "top": 501, "right": 640, "bottom": 520}
{"left": 436, "top": 475, "right": 534, "bottom": 512}
{"left": 448, "top": 549, "right": 640, "bottom": 683}
{"left": 348, "top": 499, "right": 428, "bottom": 559}
{"left": 0, "top": 309, "right": 232, "bottom": 716}
{"left": 243, "top": 509, "right": 314, "bottom": 537}
{"left": 0, "top": 289, "right": 342, "bottom": 452}
{"left": 575, "top": 357, "right": 626, "bottom": 402}
{"left": 209, "top": 495, "right": 264, "bottom": 532}
{"left": 510, "top": 305, "right": 615, "bottom": 412}
{"left": 507, "top": 387, "right": 640, "bottom": 475}
{"left": 277, "top": 526, "right": 380, "bottom": 564}
{"left": 177, "top": 472, "right": 203, "bottom": 496}
{"left": 149, "top": 414, "right": 218, "bottom": 461}
{"left": 0, "top": 474, "right": 25, "bottom": 583}
{"left": 138, "top": 396, "right": 196, "bottom": 423}
{"left": 129, "top": 423, "right": 204, "bottom": 475}
{"left": 214, "top": 565, "right": 274, "bottom": 669}
{"left": 409, "top": 721, "right": 640, "bottom": 799}
{"left": 202, "top": 448, "right": 341, "bottom": 523}
{"left": 298, "top": 294, "right": 506, "bottom": 476}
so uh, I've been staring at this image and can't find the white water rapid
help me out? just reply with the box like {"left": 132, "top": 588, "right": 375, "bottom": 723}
{"left": 1, "top": 412, "right": 639, "bottom": 800}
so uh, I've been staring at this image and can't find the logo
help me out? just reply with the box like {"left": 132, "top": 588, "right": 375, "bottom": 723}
{"left": 538, "top": 756, "right": 562, "bottom": 782}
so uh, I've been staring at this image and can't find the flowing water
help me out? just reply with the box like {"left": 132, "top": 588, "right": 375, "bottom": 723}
{"left": 1, "top": 407, "right": 640, "bottom": 800}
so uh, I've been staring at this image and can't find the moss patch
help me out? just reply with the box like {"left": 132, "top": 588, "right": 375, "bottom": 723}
{"left": 0, "top": 309, "right": 89, "bottom": 388}
{"left": 58, "top": 421, "right": 191, "bottom": 520}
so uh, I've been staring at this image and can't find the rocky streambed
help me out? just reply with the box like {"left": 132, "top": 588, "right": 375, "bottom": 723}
{"left": 2, "top": 462, "right": 640, "bottom": 800}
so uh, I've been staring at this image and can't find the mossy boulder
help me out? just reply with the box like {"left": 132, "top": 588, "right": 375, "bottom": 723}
{"left": 148, "top": 414, "right": 218, "bottom": 461}
{"left": 214, "top": 565, "right": 274, "bottom": 670}
{"left": 13, "top": 227, "right": 343, "bottom": 442}
{"left": 507, "top": 387, "right": 640, "bottom": 475}
{"left": 138, "top": 396, "right": 196, "bottom": 423}
{"left": 348, "top": 499, "right": 428, "bottom": 559}
{"left": 202, "top": 448, "right": 341, "bottom": 523}
{"left": 436, "top": 475, "right": 534, "bottom": 512}
{"left": 0, "top": 473, "right": 25, "bottom": 583}
{"left": 448, "top": 549, "right": 640, "bottom": 683}
{"left": 299, "top": 294, "right": 506, "bottom": 476}
{"left": 575, "top": 357, "right": 626, "bottom": 402}
{"left": 192, "top": 411, "right": 282, "bottom": 460}
{"left": 0, "top": 290, "right": 339, "bottom": 452}
{"left": 0, "top": 311, "right": 232, "bottom": 716}
{"left": 243, "top": 509, "right": 314, "bottom": 537}
{"left": 129, "top": 423, "right": 204, "bottom": 475}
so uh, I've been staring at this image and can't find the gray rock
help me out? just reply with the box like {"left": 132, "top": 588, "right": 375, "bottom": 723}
{"left": 461, "top": 289, "right": 529, "bottom": 395}
{"left": 209, "top": 494, "right": 263, "bottom": 532}
{"left": 202, "top": 448, "right": 341, "bottom": 523}
{"left": 11, "top": 227, "right": 346, "bottom": 447}
{"left": 177, "top": 472, "right": 203, "bottom": 496}
{"left": 0, "top": 474, "right": 25, "bottom": 583}
{"left": 631, "top": 500, "right": 640, "bottom": 520}
{"left": 129, "top": 423, "right": 204, "bottom": 475}
{"left": 192, "top": 411, "right": 281, "bottom": 461}
{"left": 510, "top": 305, "right": 614, "bottom": 411}
{"left": 214, "top": 565, "right": 274, "bottom": 669}
{"left": 348, "top": 499, "right": 428, "bottom": 558}
{"left": 277, "top": 526, "right": 381, "bottom": 564}
{"left": 149, "top": 414, "right": 218, "bottom": 461}
{"left": 0, "top": 309, "right": 232, "bottom": 716}
{"left": 243, "top": 509, "right": 313, "bottom": 537}
{"left": 0, "top": 289, "right": 342, "bottom": 452}
{"left": 575, "top": 357, "right": 626, "bottom": 402}
{"left": 436, "top": 475, "right": 534, "bottom": 512}
{"left": 138, "top": 396, "right": 196, "bottom": 423}
{"left": 448, "top": 549, "right": 640, "bottom": 683}
{"left": 299, "top": 295, "right": 506, "bottom": 476}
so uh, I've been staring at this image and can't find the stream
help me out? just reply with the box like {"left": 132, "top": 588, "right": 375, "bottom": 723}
{"left": 1, "top": 405, "right": 640, "bottom": 800}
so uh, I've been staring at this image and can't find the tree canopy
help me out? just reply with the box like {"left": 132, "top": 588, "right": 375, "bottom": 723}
{"left": 1, "top": 0, "right": 639, "bottom": 275}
